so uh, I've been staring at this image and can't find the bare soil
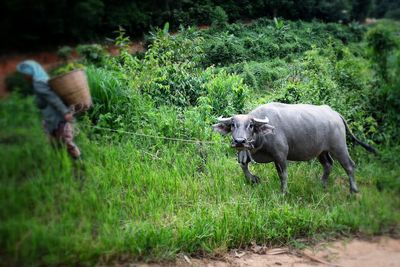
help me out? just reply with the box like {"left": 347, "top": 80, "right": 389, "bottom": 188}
{"left": 111, "top": 236, "right": 400, "bottom": 267}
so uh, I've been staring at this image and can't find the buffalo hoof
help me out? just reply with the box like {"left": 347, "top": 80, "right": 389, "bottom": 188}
{"left": 350, "top": 187, "right": 359, "bottom": 193}
{"left": 248, "top": 175, "right": 260, "bottom": 184}
{"left": 350, "top": 185, "right": 360, "bottom": 193}
{"left": 321, "top": 178, "right": 328, "bottom": 189}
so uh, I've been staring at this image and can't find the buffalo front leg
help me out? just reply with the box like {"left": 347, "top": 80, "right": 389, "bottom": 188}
{"left": 317, "top": 152, "right": 333, "bottom": 189}
{"left": 274, "top": 160, "right": 288, "bottom": 194}
{"left": 238, "top": 150, "right": 260, "bottom": 184}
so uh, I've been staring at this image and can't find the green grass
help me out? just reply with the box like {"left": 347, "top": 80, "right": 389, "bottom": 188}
{"left": 1, "top": 95, "right": 399, "bottom": 266}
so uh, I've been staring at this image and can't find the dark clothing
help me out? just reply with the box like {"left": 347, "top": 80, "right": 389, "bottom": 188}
{"left": 32, "top": 80, "right": 69, "bottom": 133}
{"left": 49, "top": 122, "right": 81, "bottom": 159}
{"left": 33, "top": 81, "right": 80, "bottom": 159}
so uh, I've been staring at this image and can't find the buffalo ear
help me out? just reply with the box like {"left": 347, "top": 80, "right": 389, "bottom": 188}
{"left": 212, "top": 123, "right": 231, "bottom": 135}
{"left": 256, "top": 124, "right": 275, "bottom": 135}
{"left": 252, "top": 116, "right": 275, "bottom": 135}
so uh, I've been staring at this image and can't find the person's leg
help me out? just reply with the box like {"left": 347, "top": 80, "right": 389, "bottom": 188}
{"left": 43, "top": 120, "right": 60, "bottom": 148}
{"left": 60, "top": 122, "right": 81, "bottom": 160}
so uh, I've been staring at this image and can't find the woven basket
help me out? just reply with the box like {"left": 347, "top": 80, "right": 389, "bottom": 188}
{"left": 49, "top": 69, "right": 92, "bottom": 113}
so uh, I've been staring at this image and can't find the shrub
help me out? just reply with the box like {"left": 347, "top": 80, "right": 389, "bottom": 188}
{"left": 5, "top": 73, "right": 32, "bottom": 96}
{"left": 225, "top": 60, "right": 289, "bottom": 92}
{"left": 133, "top": 28, "right": 206, "bottom": 107}
{"left": 76, "top": 44, "right": 107, "bottom": 65}
{"left": 198, "top": 68, "right": 248, "bottom": 116}
{"left": 366, "top": 24, "right": 398, "bottom": 81}
{"left": 202, "top": 31, "right": 246, "bottom": 66}
{"left": 210, "top": 6, "right": 228, "bottom": 27}
{"left": 384, "top": 8, "right": 400, "bottom": 20}
{"left": 51, "top": 62, "right": 85, "bottom": 76}
{"left": 57, "top": 46, "right": 73, "bottom": 62}
{"left": 201, "top": 19, "right": 364, "bottom": 67}
{"left": 363, "top": 22, "right": 400, "bottom": 143}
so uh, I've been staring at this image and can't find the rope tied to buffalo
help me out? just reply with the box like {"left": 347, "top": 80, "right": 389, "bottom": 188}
{"left": 89, "top": 125, "right": 221, "bottom": 145}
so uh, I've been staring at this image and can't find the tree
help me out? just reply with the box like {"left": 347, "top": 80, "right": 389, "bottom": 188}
{"left": 351, "top": 0, "right": 372, "bottom": 22}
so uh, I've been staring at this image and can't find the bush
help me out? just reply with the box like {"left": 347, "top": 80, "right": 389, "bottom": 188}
{"left": 225, "top": 60, "right": 289, "bottom": 92}
{"left": 132, "top": 28, "right": 206, "bottom": 108}
{"left": 5, "top": 73, "right": 32, "bottom": 96}
{"left": 210, "top": 6, "right": 228, "bottom": 27}
{"left": 51, "top": 62, "right": 85, "bottom": 76}
{"left": 366, "top": 23, "right": 398, "bottom": 81}
{"left": 0, "top": 0, "right": 388, "bottom": 52}
{"left": 201, "top": 19, "right": 364, "bottom": 67}
{"left": 198, "top": 68, "right": 248, "bottom": 116}
{"left": 385, "top": 8, "right": 400, "bottom": 20}
{"left": 76, "top": 44, "right": 107, "bottom": 65}
{"left": 57, "top": 46, "right": 73, "bottom": 62}
{"left": 202, "top": 31, "right": 246, "bottom": 66}
{"left": 366, "top": 22, "right": 400, "bottom": 143}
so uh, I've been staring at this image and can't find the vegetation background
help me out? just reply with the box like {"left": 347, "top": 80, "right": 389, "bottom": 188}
{"left": 1, "top": 0, "right": 400, "bottom": 51}
{"left": 1, "top": 1, "right": 400, "bottom": 266}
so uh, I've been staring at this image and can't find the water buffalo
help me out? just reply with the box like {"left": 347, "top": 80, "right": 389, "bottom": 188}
{"left": 212, "top": 103, "right": 376, "bottom": 193}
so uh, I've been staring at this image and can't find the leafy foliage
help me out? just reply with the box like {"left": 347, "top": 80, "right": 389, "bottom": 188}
{"left": 201, "top": 19, "right": 365, "bottom": 66}
{"left": 198, "top": 68, "right": 248, "bottom": 116}
{"left": 366, "top": 22, "right": 398, "bottom": 81}
{"left": 1, "top": 0, "right": 394, "bottom": 52}
{"left": 51, "top": 62, "right": 85, "bottom": 76}
{"left": 210, "top": 6, "right": 228, "bottom": 27}
{"left": 5, "top": 73, "right": 32, "bottom": 96}
{"left": 57, "top": 46, "right": 73, "bottom": 62}
{"left": 76, "top": 44, "right": 107, "bottom": 65}
{"left": 85, "top": 27, "right": 247, "bottom": 139}
{"left": 365, "top": 21, "right": 400, "bottom": 141}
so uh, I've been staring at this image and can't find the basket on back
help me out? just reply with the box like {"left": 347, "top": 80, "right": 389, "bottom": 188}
{"left": 49, "top": 69, "right": 92, "bottom": 113}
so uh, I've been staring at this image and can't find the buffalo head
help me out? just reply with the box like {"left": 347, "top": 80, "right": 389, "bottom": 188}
{"left": 212, "top": 115, "right": 275, "bottom": 150}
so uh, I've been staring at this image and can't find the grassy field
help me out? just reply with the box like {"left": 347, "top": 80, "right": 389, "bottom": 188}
{"left": 1, "top": 95, "right": 399, "bottom": 266}
{"left": 1, "top": 18, "right": 400, "bottom": 266}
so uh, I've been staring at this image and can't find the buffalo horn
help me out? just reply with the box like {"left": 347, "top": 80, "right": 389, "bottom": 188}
{"left": 253, "top": 117, "right": 270, "bottom": 124}
{"left": 217, "top": 116, "right": 232, "bottom": 124}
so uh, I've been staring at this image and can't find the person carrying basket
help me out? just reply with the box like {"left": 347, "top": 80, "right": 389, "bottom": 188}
{"left": 16, "top": 60, "right": 81, "bottom": 159}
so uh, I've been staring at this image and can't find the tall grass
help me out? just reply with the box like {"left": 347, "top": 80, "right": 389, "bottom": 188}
{"left": 1, "top": 95, "right": 399, "bottom": 266}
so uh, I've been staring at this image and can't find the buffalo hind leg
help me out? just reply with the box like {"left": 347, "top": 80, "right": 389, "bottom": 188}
{"left": 317, "top": 152, "right": 333, "bottom": 188}
{"left": 238, "top": 150, "right": 260, "bottom": 184}
{"left": 331, "top": 149, "right": 359, "bottom": 193}
{"left": 274, "top": 160, "right": 288, "bottom": 194}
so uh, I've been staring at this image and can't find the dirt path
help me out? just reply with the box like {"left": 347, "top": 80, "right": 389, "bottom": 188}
{"left": 118, "top": 237, "right": 400, "bottom": 267}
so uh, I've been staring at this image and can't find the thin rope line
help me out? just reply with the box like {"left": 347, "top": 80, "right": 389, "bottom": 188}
{"left": 89, "top": 125, "right": 220, "bottom": 145}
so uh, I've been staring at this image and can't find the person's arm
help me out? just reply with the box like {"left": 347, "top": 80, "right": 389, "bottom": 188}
{"left": 32, "top": 81, "right": 70, "bottom": 115}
